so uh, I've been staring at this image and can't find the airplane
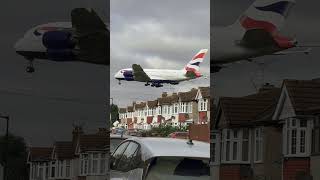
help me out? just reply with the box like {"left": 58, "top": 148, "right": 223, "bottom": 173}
{"left": 114, "top": 49, "right": 208, "bottom": 88}
{"left": 14, "top": 8, "right": 109, "bottom": 73}
{"left": 212, "top": 0, "right": 318, "bottom": 73}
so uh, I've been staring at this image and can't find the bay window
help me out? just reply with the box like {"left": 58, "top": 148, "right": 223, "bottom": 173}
{"left": 173, "top": 103, "right": 179, "bottom": 114}
{"left": 198, "top": 99, "right": 208, "bottom": 111}
{"left": 254, "top": 128, "right": 263, "bottom": 162}
{"left": 283, "top": 118, "right": 311, "bottom": 156}
{"left": 80, "top": 152, "right": 108, "bottom": 176}
{"left": 221, "top": 129, "right": 250, "bottom": 163}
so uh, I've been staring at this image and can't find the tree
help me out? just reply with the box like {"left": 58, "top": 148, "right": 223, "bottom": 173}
{"left": 0, "top": 134, "right": 28, "bottom": 180}
{"left": 110, "top": 104, "right": 119, "bottom": 126}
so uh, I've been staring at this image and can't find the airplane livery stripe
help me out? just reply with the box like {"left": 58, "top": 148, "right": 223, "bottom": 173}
{"left": 241, "top": 16, "right": 295, "bottom": 49}
{"left": 240, "top": 16, "right": 277, "bottom": 33}
{"left": 192, "top": 52, "right": 205, "bottom": 60}
{"left": 254, "top": 1, "right": 291, "bottom": 16}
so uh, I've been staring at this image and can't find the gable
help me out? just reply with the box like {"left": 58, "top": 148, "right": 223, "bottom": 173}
{"left": 195, "top": 89, "right": 202, "bottom": 100}
{"left": 273, "top": 86, "right": 296, "bottom": 120}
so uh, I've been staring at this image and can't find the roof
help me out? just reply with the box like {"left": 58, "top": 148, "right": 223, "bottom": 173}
{"left": 127, "top": 106, "right": 134, "bottom": 112}
{"left": 179, "top": 88, "right": 198, "bottom": 102}
{"left": 119, "top": 108, "right": 126, "bottom": 113}
{"left": 283, "top": 79, "right": 320, "bottom": 115}
{"left": 28, "top": 147, "right": 53, "bottom": 162}
{"left": 135, "top": 102, "right": 146, "bottom": 109}
{"left": 127, "top": 137, "right": 209, "bottom": 161}
{"left": 79, "top": 134, "right": 108, "bottom": 152}
{"left": 54, "top": 141, "right": 73, "bottom": 160}
{"left": 158, "top": 93, "right": 179, "bottom": 105}
{"left": 147, "top": 100, "right": 158, "bottom": 108}
{"left": 198, "top": 87, "right": 210, "bottom": 98}
{"left": 217, "top": 88, "right": 280, "bottom": 128}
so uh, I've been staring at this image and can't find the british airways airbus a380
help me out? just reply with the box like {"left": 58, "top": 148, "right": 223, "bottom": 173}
{"left": 114, "top": 49, "right": 208, "bottom": 88}
{"left": 14, "top": 8, "right": 109, "bottom": 73}
{"left": 212, "top": 0, "right": 318, "bottom": 73}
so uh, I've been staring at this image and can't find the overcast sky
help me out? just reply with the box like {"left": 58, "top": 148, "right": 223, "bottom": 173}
{"left": 0, "top": 0, "right": 108, "bottom": 146}
{"left": 212, "top": 0, "right": 320, "bottom": 100}
{"left": 110, "top": 0, "right": 210, "bottom": 108}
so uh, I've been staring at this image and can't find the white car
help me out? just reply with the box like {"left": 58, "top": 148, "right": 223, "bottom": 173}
{"left": 110, "top": 137, "right": 210, "bottom": 180}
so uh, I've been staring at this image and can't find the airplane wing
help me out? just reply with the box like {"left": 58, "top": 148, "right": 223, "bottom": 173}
{"left": 132, "top": 64, "right": 151, "bottom": 82}
{"left": 71, "top": 8, "right": 109, "bottom": 65}
{"left": 272, "top": 48, "right": 312, "bottom": 55}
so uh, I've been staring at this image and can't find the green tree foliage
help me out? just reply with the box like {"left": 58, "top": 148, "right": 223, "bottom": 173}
{"left": 0, "top": 134, "right": 28, "bottom": 180}
{"left": 110, "top": 104, "right": 119, "bottom": 125}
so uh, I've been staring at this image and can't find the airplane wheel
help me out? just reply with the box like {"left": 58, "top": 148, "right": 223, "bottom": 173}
{"left": 151, "top": 84, "right": 155, "bottom": 87}
{"left": 26, "top": 66, "right": 35, "bottom": 73}
{"left": 118, "top": 81, "right": 121, "bottom": 85}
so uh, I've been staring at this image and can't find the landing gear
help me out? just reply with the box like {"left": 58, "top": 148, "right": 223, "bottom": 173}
{"left": 145, "top": 82, "right": 150, "bottom": 86}
{"left": 26, "top": 58, "right": 35, "bottom": 73}
{"left": 118, "top": 80, "right": 121, "bottom": 85}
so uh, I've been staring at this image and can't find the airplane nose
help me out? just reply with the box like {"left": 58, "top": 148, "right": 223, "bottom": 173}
{"left": 114, "top": 71, "right": 122, "bottom": 79}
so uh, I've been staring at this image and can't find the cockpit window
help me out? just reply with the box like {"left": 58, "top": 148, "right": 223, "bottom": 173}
{"left": 146, "top": 157, "right": 210, "bottom": 180}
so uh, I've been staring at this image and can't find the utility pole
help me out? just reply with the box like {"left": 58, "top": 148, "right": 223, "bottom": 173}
{"left": 0, "top": 114, "right": 9, "bottom": 180}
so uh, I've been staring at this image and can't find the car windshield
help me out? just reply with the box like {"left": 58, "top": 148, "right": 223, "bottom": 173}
{"left": 146, "top": 157, "right": 210, "bottom": 180}
{"left": 110, "top": 138, "right": 125, "bottom": 153}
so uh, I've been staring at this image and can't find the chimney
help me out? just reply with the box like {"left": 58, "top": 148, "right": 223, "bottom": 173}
{"left": 162, "top": 92, "right": 168, "bottom": 98}
{"left": 259, "top": 83, "right": 275, "bottom": 93}
{"left": 72, "top": 126, "right": 84, "bottom": 151}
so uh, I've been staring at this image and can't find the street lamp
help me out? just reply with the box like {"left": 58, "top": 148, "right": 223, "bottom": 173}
{"left": 0, "top": 114, "right": 9, "bottom": 180}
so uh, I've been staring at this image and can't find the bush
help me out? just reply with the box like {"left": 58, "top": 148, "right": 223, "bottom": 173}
{"left": 144, "top": 124, "right": 188, "bottom": 137}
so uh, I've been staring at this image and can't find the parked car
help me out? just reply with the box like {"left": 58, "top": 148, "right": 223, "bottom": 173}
{"left": 110, "top": 137, "right": 210, "bottom": 180}
{"left": 168, "top": 132, "right": 189, "bottom": 139}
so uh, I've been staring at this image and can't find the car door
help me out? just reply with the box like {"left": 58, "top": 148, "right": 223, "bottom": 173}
{"left": 110, "top": 141, "right": 130, "bottom": 179}
{"left": 110, "top": 141, "right": 143, "bottom": 180}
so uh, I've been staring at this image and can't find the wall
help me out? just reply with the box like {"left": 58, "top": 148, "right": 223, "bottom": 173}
{"left": 283, "top": 157, "right": 310, "bottom": 180}
{"left": 310, "top": 155, "right": 320, "bottom": 180}
{"left": 189, "top": 124, "right": 209, "bottom": 142}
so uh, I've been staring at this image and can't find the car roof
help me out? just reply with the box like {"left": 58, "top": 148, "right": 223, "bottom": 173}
{"left": 126, "top": 137, "right": 209, "bottom": 161}
{"left": 110, "top": 134, "right": 132, "bottom": 139}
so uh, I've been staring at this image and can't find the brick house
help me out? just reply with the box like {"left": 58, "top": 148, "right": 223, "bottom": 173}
{"left": 212, "top": 85, "right": 281, "bottom": 180}
{"left": 146, "top": 100, "right": 158, "bottom": 127}
{"left": 28, "top": 147, "right": 53, "bottom": 180}
{"left": 272, "top": 79, "right": 320, "bottom": 180}
{"left": 118, "top": 108, "right": 127, "bottom": 128}
{"left": 157, "top": 92, "right": 179, "bottom": 126}
{"left": 195, "top": 87, "right": 210, "bottom": 124}
{"left": 178, "top": 88, "right": 198, "bottom": 126}
{"left": 74, "top": 130, "right": 108, "bottom": 180}
{"left": 27, "top": 127, "right": 108, "bottom": 180}
{"left": 133, "top": 102, "right": 146, "bottom": 129}
{"left": 126, "top": 106, "right": 134, "bottom": 130}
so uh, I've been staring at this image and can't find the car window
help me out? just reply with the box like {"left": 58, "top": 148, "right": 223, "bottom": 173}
{"left": 110, "top": 138, "right": 126, "bottom": 153}
{"left": 146, "top": 157, "right": 210, "bottom": 180}
{"left": 110, "top": 141, "right": 129, "bottom": 170}
{"left": 116, "top": 142, "right": 139, "bottom": 172}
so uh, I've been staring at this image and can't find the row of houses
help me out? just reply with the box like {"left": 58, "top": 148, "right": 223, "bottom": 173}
{"left": 117, "top": 87, "right": 210, "bottom": 130}
{"left": 211, "top": 79, "right": 320, "bottom": 180}
{"left": 28, "top": 127, "right": 108, "bottom": 180}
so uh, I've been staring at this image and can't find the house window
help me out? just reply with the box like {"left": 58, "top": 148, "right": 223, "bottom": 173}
{"left": 221, "top": 129, "right": 250, "bottom": 163}
{"left": 92, "top": 153, "right": 99, "bottom": 174}
{"left": 199, "top": 99, "right": 208, "bottom": 111}
{"left": 211, "top": 133, "right": 219, "bottom": 163}
{"left": 312, "top": 117, "right": 320, "bottom": 154}
{"left": 173, "top": 103, "right": 179, "bottom": 114}
{"left": 51, "top": 161, "right": 56, "bottom": 178}
{"left": 284, "top": 118, "right": 310, "bottom": 156}
{"left": 180, "top": 102, "right": 188, "bottom": 113}
{"left": 100, "top": 153, "right": 106, "bottom": 174}
{"left": 254, "top": 128, "right": 263, "bottom": 162}
{"left": 80, "top": 154, "right": 88, "bottom": 175}
{"left": 66, "top": 160, "right": 71, "bottom": 177}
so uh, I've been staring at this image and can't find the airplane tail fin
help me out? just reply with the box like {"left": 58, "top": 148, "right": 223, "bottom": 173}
{"left": 235, "top": 0, "right": 296, "bottom": 32}
{"left": 184, "top": 49, "right": 208, "bottom": 78}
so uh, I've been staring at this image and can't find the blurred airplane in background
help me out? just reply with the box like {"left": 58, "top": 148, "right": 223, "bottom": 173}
{"left": 14, "top": 8, "right": 109, "bottom": 73}
{"left": 212, "top": 0, "right": 319, "bottom": 73}
{"left": 114, "top": 49, "right": 208, "bottom": 88}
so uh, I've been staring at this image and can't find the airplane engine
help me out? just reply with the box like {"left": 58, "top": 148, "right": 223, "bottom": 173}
{"left": 42, "top": 31, "right": 76, "bottom": 49}
{"left": 123, "top": 71, "right": 134, "bottom": 81}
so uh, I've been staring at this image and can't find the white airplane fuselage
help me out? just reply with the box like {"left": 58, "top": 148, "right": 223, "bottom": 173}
{"left": 115, "top": 68, "right": 191, "bottom": 83}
